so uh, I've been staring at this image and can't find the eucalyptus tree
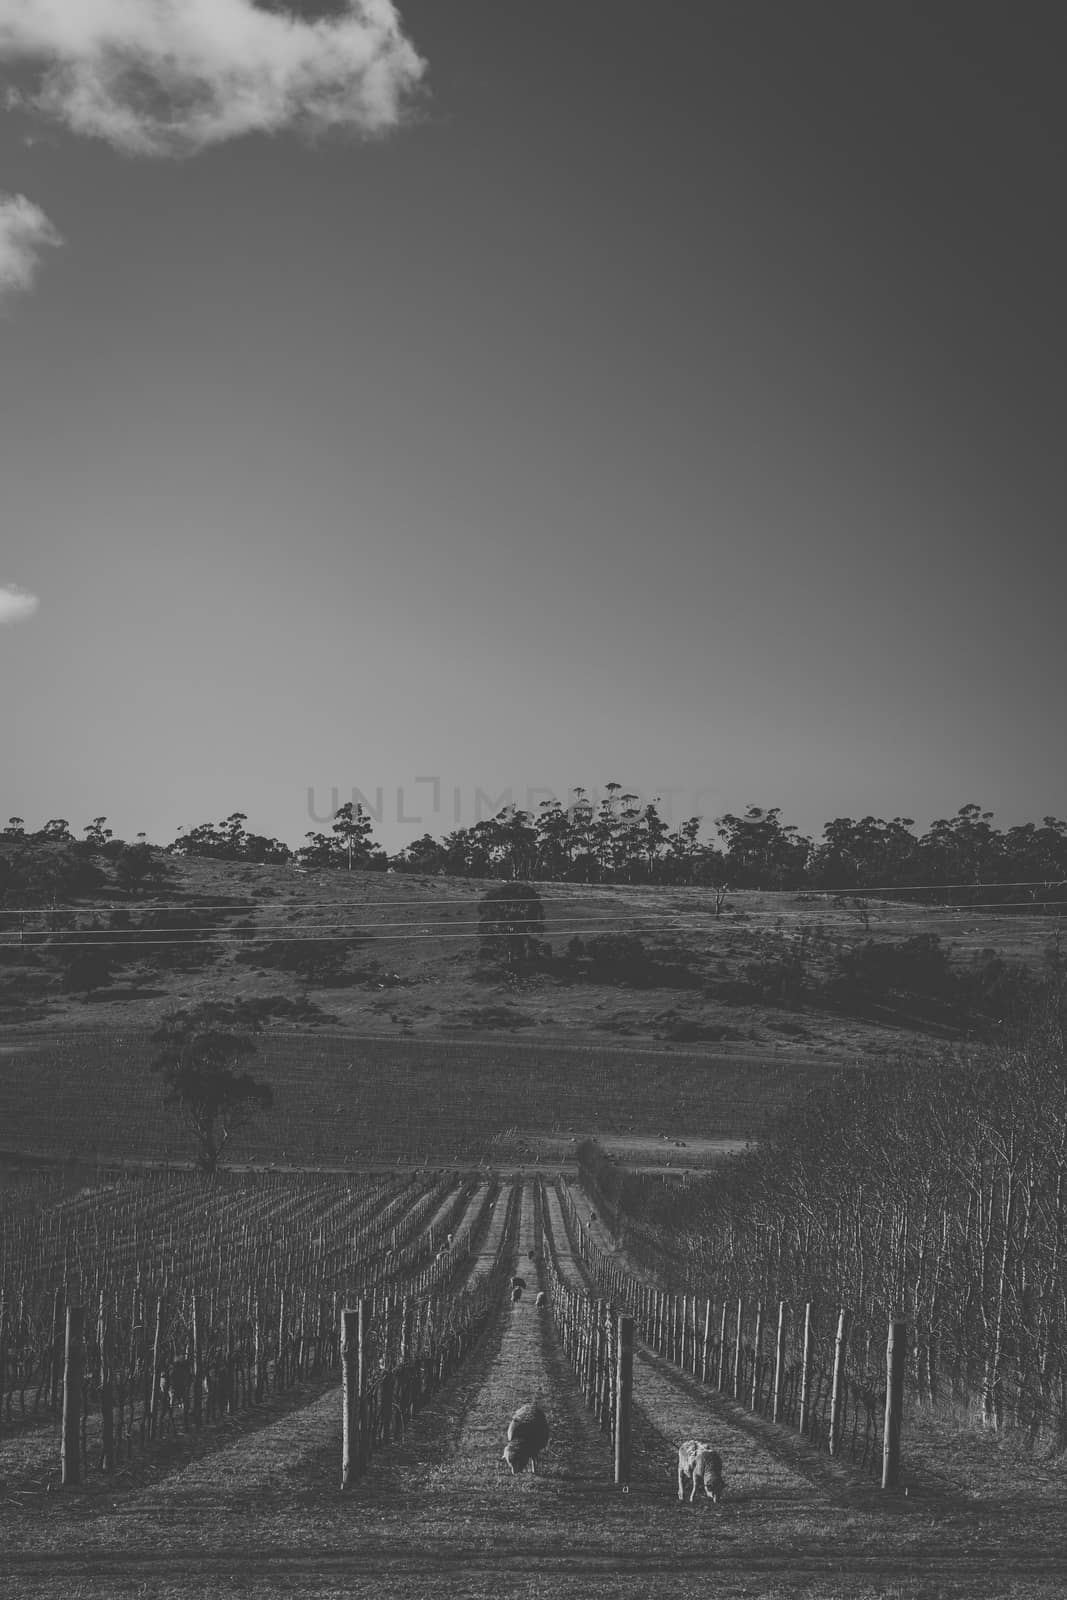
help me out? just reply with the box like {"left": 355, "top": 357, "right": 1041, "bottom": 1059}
{"left": 151, "top": 1002, "right": 274, "bottom": 1176}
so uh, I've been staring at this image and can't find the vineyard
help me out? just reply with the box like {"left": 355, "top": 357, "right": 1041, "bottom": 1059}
{"left": 3, "top": 1167, "right": 1067, "bottom": 1598}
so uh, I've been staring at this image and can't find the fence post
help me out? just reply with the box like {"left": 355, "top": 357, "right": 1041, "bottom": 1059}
{"left": 733, "top": 1298, "right": 744, "bottom": 1401}
{"left": 829, "top": 1308, "right": 852, "bottom": 1457}
{"left": 751, "top": 1301, "right": 764, "bottom": 1411}
{"left": 340, "top": 1303, "right": 363, "bottom": 1489}
{"left": 61, "top": 1305, "right": 85, "bottom": 1486}
{"left": 799, "top": 1301, "right": 813, "bottom": 1435}
{"left": 50, "top": 1288, "right": 65, "bottom": 1408}
{"left": 191, "top": 1295, "right": 202, "bottom": 1430}
{"left": 772, "top": 1299, "right": 787, "bottom": 1424}
{"left": 614, "top": 1315, "right": 633, "bottom": 1491}
{"left": 717, "top": 1299, "right": 729, "bottom": 1390}
{"left": 701, "top": 1298, "right": 713, "bottom": 1384}
{"left": 98, "top": 1293, "right": 115, "bottom": 1473}
{"left": 882, "top": 1318, "right": 906, "bottom": 1489}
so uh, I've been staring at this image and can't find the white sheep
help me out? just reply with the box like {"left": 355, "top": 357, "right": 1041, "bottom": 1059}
{"left": 677, "top": 1440, "right": 725, "bottom": 1503}
{"left": 502, "top": 1403, "right": 550, "bottom": 1474}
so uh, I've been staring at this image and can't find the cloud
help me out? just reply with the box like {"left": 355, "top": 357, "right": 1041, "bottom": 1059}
{"left": 0, "top": 0, "right": 427, "bottom": 156}
{"left": 0, "top": 192, "right": 62, "bottom": 297}
{"left": 0, "top": 584, "right": 41, "bottom": 625}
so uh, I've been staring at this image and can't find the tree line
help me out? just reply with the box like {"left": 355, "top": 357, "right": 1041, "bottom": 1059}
{"left": 5, "top": 795, "right": 1067, "bottom": 902}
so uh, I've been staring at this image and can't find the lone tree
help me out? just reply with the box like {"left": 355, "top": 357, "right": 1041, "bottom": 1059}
{"left": 151, "top": 1002, "right": 273, "bottom": 1174}
{"left": 478, "top": 882, "right": 547, "bottom": 973}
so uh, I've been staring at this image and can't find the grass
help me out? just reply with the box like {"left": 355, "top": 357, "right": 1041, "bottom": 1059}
{"left": 6, "top": 853, "right": 1060, "bottom": 1171}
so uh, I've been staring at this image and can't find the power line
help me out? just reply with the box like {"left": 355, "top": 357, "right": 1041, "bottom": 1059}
{"left": 0, "top": 914, "right": 713, "bottom": 939}
{"left": 4, "top": 913, "right": 1063, "bottom": 953}
{"left": 0, "top": 919, "right": 708, "bottom": 951}
{"left": 5, "top": 899, "right": 1065, "bottom": 943}
{"left": 2, "top": 876, "right": 1065, "bottom": 918}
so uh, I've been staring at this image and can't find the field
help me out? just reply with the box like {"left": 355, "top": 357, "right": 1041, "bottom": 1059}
{"left": 3, "top": 860, "right": 1067, "bottom": 1594}
{"left": 0, "top": 1027, "right": 833, "bottom": 1171}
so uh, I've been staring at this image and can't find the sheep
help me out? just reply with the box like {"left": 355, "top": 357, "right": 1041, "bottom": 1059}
{"left": 535, "top": 1291, "right": 547, "bottom": 1309}
{"left": 677, "top": 1440, "right": 725, "bottom": 1504}
{"left": 502, "top": 1403, "right": 550, "bottom": 1474}
{"left": 157, "top": 1358, "right": 193, "bottom": 1433}
{"left": 511, "top": 1284, "right": 523, "bottom": 1303}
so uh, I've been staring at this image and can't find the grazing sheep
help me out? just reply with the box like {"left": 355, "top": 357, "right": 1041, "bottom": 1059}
{"left": 677, "top": 1440, "right": 725, "bottom": 1503}
{"left": 511, "top": 1284, "right": 523, "bottom": 1303}
{"left": 158, "top": 1358, "right": 192, "bottom": 1433}
{"left": 502, "top": 1403, "right": 550, "bottom": 1474}
{"left": 535, "top": 1291, "right": 547, "bottom": 1309}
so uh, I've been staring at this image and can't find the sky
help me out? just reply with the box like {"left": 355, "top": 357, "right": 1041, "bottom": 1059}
{"left": 2, "top": 0, "right": 1065, "bottom": 854}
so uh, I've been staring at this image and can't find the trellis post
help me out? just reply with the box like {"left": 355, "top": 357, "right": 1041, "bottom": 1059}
{"left": 61, "top": 1305, "right": 85, "bottom": 1486}
{"left": 751, "top": 1300, "right": 764, "bottom": 1411}
{"left": 98, "top": 1292, "right": 115, "bottom": 1473}
{"left": 882, "top": 1318, "right": 906, "bottom": 1489}
{"left": 340, "top": 1302, "right": 363, "bottom": 1489}
{"left": 614, "top": 1315, "right": 633, "bottom": 1491}
{"left": 829, "top": 1308, "right": 852, "bottom": 1457}
{"left": 701, "top": 1297, "right": 713, "bottom": 1384}
{"left": 799, "top": 1301, "right": 813, "bottom": 1435}
{"left": 772, "top": 1299, "right": 787, "bottom": 1424}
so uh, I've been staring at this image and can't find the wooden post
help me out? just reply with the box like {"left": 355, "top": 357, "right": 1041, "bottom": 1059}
{"left": 356, "top": 1298, "right": 368, "bottom": 1468}
{"left": 98, "top": 1293, "right": 115, "bottom": 1473}
{"left": 772, "top": 1299, "right": 787, "bottom": 1424}
{"left": 733, "top": 1298, "right": 744, "bottom": 1401}
{"left": 381, "top": 1370, "right": 395, "bottom": 1445}
{"left": 751, "top": 1300, "right": 764, "bottom": 1411}
{"left": 277, "top": 1289, "right": 287, "bottom": 1394}
{"left": 829, "top": 1308, "right": 852, "bottom": 1457}
{"left": 717, "top": 1299, "right": 729, "bottom": 1390}
{"left": 340, "top": 1303, "right": 362, "bottom": 1489}
{"left": 799, "top": 1302, "right": 813, "bottom": 1435}
{"left": 701, "top": 1297, "right": 713, "bottom": 1385}
{"left": 61, "top": 1305, "right": 85, "bottom": 1486}
{"left": 882, "top": 1318, "right": 906, "bottom": 1489}
{"left": 614, "top": 1315, "right": 633, "bottom": 1490}
{"left": 50, "top": 1288, "right": 64, "bottom": 1408}
{"left": 191, "top": 1296, "right": 202, "bottom": 1430}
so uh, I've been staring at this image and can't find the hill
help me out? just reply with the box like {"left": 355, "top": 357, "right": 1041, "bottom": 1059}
{"left": 1, "top": 848, "right": 1061, "bottom": 1168}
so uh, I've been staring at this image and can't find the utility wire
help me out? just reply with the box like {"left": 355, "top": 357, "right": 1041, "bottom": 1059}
{"left": 2, "top": 877, "right": 1065, "bottom": 917}
{"left": 0, "top": 920, "right": 716, "bottom": 951}
{"left": 5, "top": 915, "right": 1063, "bottom": 952}
{"left": 5, "top": 901, "right": 1064, "bottom": 935}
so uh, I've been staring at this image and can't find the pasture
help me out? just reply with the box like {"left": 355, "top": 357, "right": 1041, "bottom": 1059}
{"left": 0, "top": 1027, "right": 835, "bottom": 1170}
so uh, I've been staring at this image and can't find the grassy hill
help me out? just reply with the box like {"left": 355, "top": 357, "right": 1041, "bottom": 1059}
{"left": 1, "top": 849, "right": 1061, "bottom": 1168}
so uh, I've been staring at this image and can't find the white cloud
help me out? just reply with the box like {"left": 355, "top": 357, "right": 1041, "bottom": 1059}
{"left": 0, "top": 584, "right": 41, "bottom": 625}
{"left": 0, "top": 191, "right": 62, "bottom": 297}
{"left": 0, "top": 0, "right": 427, "bottom": 156}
